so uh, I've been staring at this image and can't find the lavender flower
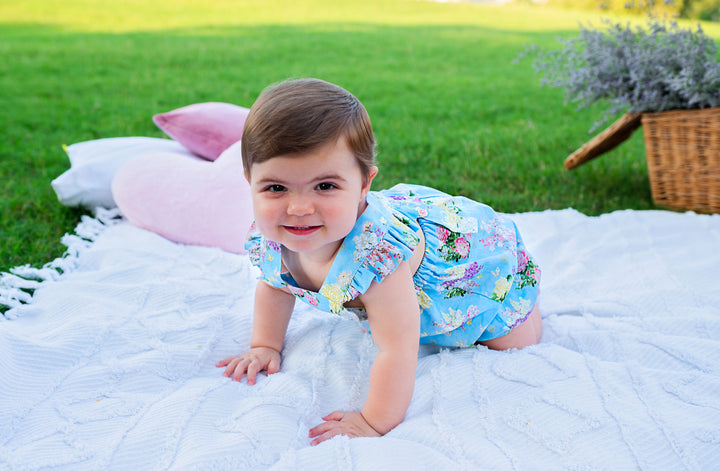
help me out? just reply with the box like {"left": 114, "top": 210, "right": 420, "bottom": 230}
{"left": 440, "top": 261, "right": 483, "bottom": 299}
{"left": 521, "top": 1, "right": 720, "bottom": 131}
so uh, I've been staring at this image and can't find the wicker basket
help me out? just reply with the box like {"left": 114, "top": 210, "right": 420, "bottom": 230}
{"left": 642, "top": 108, "right": 720, "bottom": 214}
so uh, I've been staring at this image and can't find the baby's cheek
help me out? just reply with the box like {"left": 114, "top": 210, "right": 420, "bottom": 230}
{"left": 331, "top": 210, "right": 360, "bottom": 235}
{"left": 250, "top": 208, "right": 275, "bottom": 236}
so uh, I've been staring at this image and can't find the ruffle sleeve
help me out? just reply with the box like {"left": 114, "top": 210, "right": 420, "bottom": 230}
{"left": 244, "top": 223, "right": 262, "bottom": 268}
{"left": 243, "top": 223, "right": 283, "bottom": 285}
{"left": 340, "top": 193, "right": 419, "bottom": 298}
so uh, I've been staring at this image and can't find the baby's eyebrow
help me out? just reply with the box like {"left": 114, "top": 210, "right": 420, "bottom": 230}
{"left": 255, "top": 177, "right": 286, "bottom": 185}
{"left": 312, "top": 174, "right": 346, "bottom": 182}
{"left": 254, "top": 174, "right": 347, "bottom": 185}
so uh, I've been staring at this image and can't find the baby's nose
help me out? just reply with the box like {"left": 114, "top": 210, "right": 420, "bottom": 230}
{"left": 287, "top": 197, "right": 314, "bottom": 216}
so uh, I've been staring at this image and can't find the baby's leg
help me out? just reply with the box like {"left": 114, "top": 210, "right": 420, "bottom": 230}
{"left": 479, "top": 304, "right": 541, "bottom": 351}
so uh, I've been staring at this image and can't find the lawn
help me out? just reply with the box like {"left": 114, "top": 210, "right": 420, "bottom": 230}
{"left": 2, "top": 0, "right": 718, "bottom": 274}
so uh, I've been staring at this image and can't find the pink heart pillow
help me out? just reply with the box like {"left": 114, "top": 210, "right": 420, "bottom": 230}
{"left": 111, "top": 141, "right": 253, "bottom": 254}
{"left": 153, "top": 102, "right": 250, "bottom": 161}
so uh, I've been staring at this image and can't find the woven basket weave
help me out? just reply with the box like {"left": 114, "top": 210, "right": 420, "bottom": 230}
{"left": 642, "top": 107, "right": 720, "bottom": 214}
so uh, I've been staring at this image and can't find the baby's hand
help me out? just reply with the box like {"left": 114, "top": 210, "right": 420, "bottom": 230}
{"left": 308, "top": 411, "right": 381, "bottom": 446}
{"left": 216, "top": 347, "right": 281, "bottom": 385}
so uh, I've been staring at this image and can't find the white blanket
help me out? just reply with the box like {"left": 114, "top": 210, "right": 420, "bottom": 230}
{"left": 1, "top": 208, "right": 719, "bottom": 470}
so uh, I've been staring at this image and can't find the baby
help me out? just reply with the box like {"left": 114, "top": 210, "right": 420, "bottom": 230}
{"left": 217, "top": 78, "right": 541, "bottom": 445}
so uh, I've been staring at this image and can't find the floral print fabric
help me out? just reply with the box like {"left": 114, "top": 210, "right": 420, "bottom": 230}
{"left": 246, "top": 184, "right": 540, "bottom": 347}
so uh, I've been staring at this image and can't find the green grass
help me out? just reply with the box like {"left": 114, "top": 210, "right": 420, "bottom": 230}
{"left": 2, "top": 0, "right": 718, "bottom": 274}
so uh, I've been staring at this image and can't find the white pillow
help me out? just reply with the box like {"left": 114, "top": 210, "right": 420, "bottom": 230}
{"left": 52, "top": 137, "right": 201, "bottom": 209}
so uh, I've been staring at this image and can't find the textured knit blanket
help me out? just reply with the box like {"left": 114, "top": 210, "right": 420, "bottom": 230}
{"left": 1, "top": 208, "right": 719, "bottom": 470}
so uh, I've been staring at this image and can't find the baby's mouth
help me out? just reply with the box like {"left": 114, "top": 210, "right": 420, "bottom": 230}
{"left": 283, "top": 225, "right": 321, "bottom": 236}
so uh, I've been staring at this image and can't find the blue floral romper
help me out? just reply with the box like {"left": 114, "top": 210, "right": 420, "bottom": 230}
{"left": 245, "top": 184, "right": 540, "bottom": 347}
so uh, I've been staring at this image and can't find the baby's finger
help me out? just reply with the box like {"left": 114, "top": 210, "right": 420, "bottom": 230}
{"left": 322, "top": 411, "right": 345, "bottom": 422}
{"left": 308, "top": 418, "right": 341, "bottom": 438}
{"left": 310, "top": 427, "right": 341, "bottom": 446}
{"left": 222, "top": 357, "right": 240, "bottom": 377}
{"left": 215, "top": 356, "right": 235, "bottom": 367}
{"left": 245, "top": 360, "right": 264, "bottom": 385}
{"left": 230, "top": 358, "right": 250, "bottom": 381}
{"left": 267, "top": 357, "right": 280, "bottom": 375}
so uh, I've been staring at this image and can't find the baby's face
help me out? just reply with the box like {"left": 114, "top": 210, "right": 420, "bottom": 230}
{"left": 247, "top": 137, "right": 377, "bottom": 258}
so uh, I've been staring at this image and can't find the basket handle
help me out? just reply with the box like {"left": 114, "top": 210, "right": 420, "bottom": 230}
{"left": 564, "top": 112, "right": 643, "bottom": 170}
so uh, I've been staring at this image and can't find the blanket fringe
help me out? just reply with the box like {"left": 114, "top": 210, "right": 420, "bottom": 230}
{"left": 0, "top": 208, "right": 123, "bottom": 319}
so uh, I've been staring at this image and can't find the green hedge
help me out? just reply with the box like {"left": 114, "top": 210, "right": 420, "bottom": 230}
{"left": 539, "top": 0, "right": 718, "bottom": 21}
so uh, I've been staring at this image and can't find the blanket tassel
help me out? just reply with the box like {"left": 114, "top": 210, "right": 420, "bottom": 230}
{"left": 0, "top": 208, "right": 122, "bottom": 319}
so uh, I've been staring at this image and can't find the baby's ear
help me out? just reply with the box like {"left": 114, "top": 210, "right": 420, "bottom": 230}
{"left": 363, "top": 166, "right": 378, "bottom": 194}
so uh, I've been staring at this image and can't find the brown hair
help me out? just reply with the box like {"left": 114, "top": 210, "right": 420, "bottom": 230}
{"left": 241, "top": 78, "right": 376, "bottom": 181}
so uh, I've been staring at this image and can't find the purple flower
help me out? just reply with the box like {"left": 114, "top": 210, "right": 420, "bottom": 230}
{"left": 520, "top": 1, "right": 720, "bottom": 131}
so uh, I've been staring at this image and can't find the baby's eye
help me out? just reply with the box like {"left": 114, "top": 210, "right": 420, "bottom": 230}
{"left": 265, "top": 184, "right": 286, "bottom": 192}
{"left": 316, "top": 182, "right": 337, "bottom": 191}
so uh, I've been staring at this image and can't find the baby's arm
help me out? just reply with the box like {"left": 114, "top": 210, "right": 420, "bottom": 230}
{"left": 216, "top": 281, "right": 295, "bottom": 384}
{"left": 309, "top": 261, "right": 420, "bottom": 444}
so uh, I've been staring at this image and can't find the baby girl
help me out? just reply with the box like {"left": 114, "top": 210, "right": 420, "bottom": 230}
{"left": 217, "top": 78, "right": 541, "bottom": 445}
